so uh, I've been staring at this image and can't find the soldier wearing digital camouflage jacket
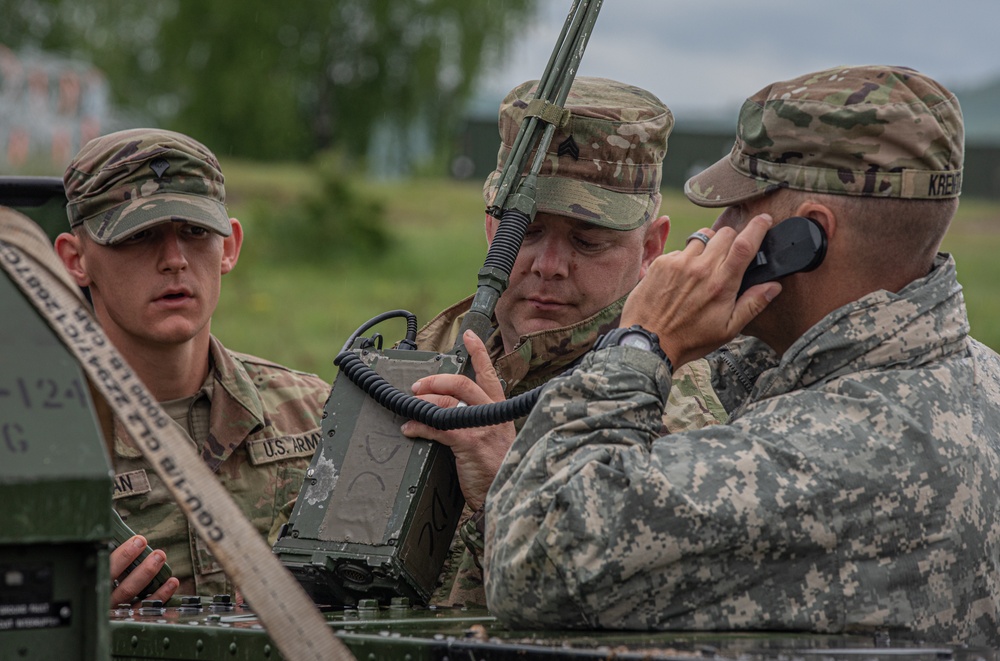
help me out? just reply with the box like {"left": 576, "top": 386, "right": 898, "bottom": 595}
{"left": 55, "top": 129, "right": 329, "bottom": 600}
{"left": 404, "top": 77, "right": 731, "bottom": 606}
{"left": 486, "top": 65, "right": 1000, "bottom": 646}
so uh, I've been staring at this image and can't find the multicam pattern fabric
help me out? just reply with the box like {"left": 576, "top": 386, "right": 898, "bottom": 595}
{"left": 484, "top": 77, "right": 673, "bottom": 230}
{"left": 685, "top": 65, "right": 964, "bottom": 207}
{"left": 64, "top": 128, "right": 231, "bottom": 245}
{"left": 417, "top": 294, "right": 729, "bottom": 607}
{"left": 485, "top": 254, "right": 1000, "bottom": 647}
{"left": 112, "top": 335, "right": 329, "bottom": 597}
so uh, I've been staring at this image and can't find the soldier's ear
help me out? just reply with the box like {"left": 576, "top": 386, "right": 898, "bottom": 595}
{"left": 640, "top": 215, "right": 670, "bottom": 275}
{"left": 220, "top": 219, "right": 243, "bottom": 274}
{"left": 793, "top": 202, "right": 836, "bottom": 243}
{"left": 54, "top": 231, "right": 92, "bottom": 287}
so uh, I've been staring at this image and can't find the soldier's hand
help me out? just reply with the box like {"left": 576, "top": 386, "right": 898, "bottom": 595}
{"left": 110, "top": 535, "right": 179, "bottom": 606}
{"left": 401, "top": 330, "right": 514, "bottom": 511}
{"left": 622, "top": 213, "right": 781, "bottom": 368}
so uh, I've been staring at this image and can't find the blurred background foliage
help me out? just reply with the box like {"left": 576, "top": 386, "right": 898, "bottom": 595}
{"left": 247, "top": 150, "right": 391, "bottom": 264}
{"left": 0, "top": 0, "right": 535, "bottom": 163}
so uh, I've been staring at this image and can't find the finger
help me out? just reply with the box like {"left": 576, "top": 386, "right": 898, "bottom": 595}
{"left": 721, "top": 214, "right": 773, "bottom": 281}
{"left": 133, "top": 550, "right": 167, "bottom": 597}
{"left": 683, "top": 228, "right": 715, "bottom": 252}
{"left": 147, "top": 576, "right": 180, "bottom": 604}
{"left": 410, "top": 373, "right": 475, "bottom": 400}
{"left": 412, "top": 372, "right": 497, "bottom": 409}
{"left": 401, "top": 418, "right": 448, "bottom": 444}
{"left": 731, "top": 282, "right": 782, "bottom": 334}
{"left": 463, "top": 330, "right": 505, "bottom": 400}
{"left": 116, "top": 549, "right": 169, "bottom": 605}
{"left": 409, "top": 393, "right": 458, "bottom": 408}
{"left": 110, "top": 535, "right": 146, "bottom": 578}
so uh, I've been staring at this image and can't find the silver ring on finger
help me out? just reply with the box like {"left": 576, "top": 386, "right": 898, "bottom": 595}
{"left": 686, "top": 231, "right": 711, "bottom": 246}
{"left": 455, "top": 400, "right": 468, "bottom": 408}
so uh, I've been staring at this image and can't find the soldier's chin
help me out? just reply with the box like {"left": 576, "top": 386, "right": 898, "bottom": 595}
{"left": 516, "top": 315, "right": 571, "bottom": 337}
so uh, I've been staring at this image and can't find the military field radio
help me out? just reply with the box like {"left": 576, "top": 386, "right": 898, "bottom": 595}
{"left": 271, "top": 0, "right": 606, "bottom": 607}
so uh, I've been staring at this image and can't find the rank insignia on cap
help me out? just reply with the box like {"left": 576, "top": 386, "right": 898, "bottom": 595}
{"left": 149, "top": 157, "right": 170, "bottom": 179}
{"left": 557, "top": 136, "right": 580, "bottom": 160}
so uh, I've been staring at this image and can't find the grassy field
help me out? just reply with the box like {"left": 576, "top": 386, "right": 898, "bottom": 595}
{"left": 214, "top": 161, "right": 1000, "bottom": 383}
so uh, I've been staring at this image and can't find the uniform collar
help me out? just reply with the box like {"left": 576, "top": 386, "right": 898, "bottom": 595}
{"left": 200, "top": 335, "right": 266, "bottom": 471}
{"left": 418, "top": 294, "right": 628, "bottom": 396}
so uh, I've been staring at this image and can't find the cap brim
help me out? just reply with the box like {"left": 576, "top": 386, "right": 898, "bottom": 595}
{"left": 83, "top": 195, "right": 231, "bottom": 246}
{"left": 484, "top": 171, "right": 656, "bottom": 230}
{"left": 684, "top": 155, "right": 775, "bottom": 208}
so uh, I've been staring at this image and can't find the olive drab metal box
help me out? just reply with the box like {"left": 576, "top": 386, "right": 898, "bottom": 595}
{"left": 273, "top": 346, "right": 466, "bottom": 607}
{"left": 0, "top": 264, "right": 112, "bottom": 661}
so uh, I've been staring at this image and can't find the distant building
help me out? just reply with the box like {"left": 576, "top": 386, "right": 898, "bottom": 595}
{"left": 0, "top": 46, "right": 110, "bottom": 175}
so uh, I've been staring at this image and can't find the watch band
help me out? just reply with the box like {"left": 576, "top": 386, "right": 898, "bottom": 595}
{"left": 595, "top": 324, "right": 673, "bottom": 372}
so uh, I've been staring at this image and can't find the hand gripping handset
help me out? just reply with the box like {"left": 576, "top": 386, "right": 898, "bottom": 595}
{"left": 110, "top": 508, "right": 173, "bottom": 600}
{"left": 739, "top": 216, "right": 827, "bottom": 295}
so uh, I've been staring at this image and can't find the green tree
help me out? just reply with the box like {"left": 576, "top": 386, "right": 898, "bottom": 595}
{"left": 1, "top": 0, "right": 536, "bottom": 163}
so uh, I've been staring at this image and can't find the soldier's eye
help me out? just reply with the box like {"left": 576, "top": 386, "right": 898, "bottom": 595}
{"left": 121, "top": 230, "right": 151, "bottom": 244}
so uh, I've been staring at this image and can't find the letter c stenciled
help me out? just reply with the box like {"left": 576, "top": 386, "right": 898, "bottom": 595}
{"left": 2, "top": 423, "right": 28, "bottom": 453}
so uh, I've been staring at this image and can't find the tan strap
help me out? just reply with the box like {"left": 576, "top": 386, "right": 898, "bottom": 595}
{"left": 0, "top": 217, "right": 353, "bottom": 661}
{"left": 524, "top": 98, "right": 571, "bottom": 129}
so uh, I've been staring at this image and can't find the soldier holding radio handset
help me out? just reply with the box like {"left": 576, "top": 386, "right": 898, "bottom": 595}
{"left": 486, "top": 65, "right": 1000, "bottom": 648}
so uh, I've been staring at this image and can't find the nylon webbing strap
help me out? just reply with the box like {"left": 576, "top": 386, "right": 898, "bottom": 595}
{"left": 523, "top": 98, "right": 571, "bottom": 128}
{"left": 0, "top": 229, "right": 354, "bottom": 661}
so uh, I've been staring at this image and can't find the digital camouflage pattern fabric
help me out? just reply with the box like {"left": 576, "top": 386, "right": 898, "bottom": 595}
{"left": 685, "top": 65, "right": 964, "bottom": 207}
{"left": 112, "top": 336, "right": 329, "bottom": 597}
{"left": 64, "top": 128, "right": 231, "bottom": 245}
{"left": 483, "top": 77, "right": 673, "bottom": 230}
{"left": 485, "top": 254, "right": 1000, "bottom": 646}
{"left": 709, "top": 335, "right": 780, "bottom": 414}
{"left": 417, "top": 294, "right": 729, "bottom": 607}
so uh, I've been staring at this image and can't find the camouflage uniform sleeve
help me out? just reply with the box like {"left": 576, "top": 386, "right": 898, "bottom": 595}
{"left": 484, "top": 346, "right": 822, "bottom": 630}
{"left": 485, "top": 345, "right": 674, "bottom": 626}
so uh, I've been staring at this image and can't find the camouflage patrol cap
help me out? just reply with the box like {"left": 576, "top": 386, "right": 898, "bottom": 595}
{"left": 64, "top": 128, "right": 231, "bottom": 245}
{"left": 685, "top": 65, "right": 964, "bottom": 207}
{"left": 484, "top": 77, "right": 672, "bottom": 230}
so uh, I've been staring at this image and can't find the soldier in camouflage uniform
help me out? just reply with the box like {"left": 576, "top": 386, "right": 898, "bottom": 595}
{"left": 486, "top": 65, "right": 1000, "bottom": 647}
{"left": 402, "top": 78, "right": 731, "bottom": 606}
{"left": 54, "top": 129, "right": 329, "bottom": 601}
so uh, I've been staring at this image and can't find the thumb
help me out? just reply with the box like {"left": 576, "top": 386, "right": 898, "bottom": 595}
{"left": 464, "top": 330, "right": 505, "bottom": 401}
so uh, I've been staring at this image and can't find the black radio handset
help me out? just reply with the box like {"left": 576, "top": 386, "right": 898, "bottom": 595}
{"left": 739, "top": 216, "right": 827, "bottom": 295}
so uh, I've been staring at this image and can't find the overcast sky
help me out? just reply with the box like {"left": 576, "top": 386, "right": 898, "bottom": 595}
{"left": 480, "top": 0, "right": 1000, "bottom": 124}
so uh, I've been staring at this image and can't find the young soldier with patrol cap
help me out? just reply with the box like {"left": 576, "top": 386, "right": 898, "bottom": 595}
{"left": 54, "top": 129, "right": 330, "bottom": 602}
{"left": 403, "top": 77, "right": 732, "bottom": 606}
{"left": 486, "top": 65, "right": 1000, "bottom": 646}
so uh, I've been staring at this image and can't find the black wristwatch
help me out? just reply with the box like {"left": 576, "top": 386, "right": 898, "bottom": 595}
{"left": 594, "top": 324, "right": 672, "bottom": 371}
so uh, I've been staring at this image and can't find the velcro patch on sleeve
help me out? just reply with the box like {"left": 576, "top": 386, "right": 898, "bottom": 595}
{"left": 112, "top": 469, "right": 151, "bottom": 500}
{"left": 246, "top": 430, "right": 322, "bottom": 466}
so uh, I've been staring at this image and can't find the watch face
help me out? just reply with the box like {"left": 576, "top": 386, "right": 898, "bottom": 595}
{"left": 620, "top": 331, "right": 654, "bottom": 351}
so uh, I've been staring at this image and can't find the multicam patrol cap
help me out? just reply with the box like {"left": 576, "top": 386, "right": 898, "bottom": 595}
{"left": 685, "top": 65, "right": 964, "bottom": 208}
{"left": 484, "top": 77, "right": 672, "bottom": 230}
{"left": 64, "top": 128, "right": 231, "bottom": 245}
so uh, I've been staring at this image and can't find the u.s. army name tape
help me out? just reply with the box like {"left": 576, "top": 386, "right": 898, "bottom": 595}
{"left": 0, "top": 236, "right": 353, "bottom": 661}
